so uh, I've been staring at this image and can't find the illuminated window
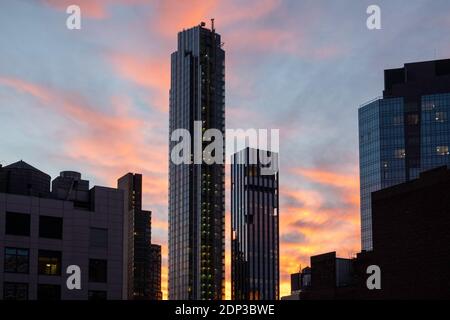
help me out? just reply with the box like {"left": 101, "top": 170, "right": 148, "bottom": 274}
{"left": 422, "top": 102, "right": 435, "bottom": 111}
{"left": 395, "top": 149, "right": 406, "bottom": 159}
{"left": 248, "top": 166, "right": 257, "bottom": 177}
{"left": 435, "top": 111, "right": 447, "bottom": 122}
{"left": 38, "top": 250, "right": 61, "bottom": 276}
{"left": 437, "top": 146, "right": 449, "bottom": 156}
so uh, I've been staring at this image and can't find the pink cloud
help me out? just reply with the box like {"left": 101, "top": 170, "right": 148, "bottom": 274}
{"left": 11, "top": 0, "right": 351, "bottom": 299}
{"left": 149, "top": 0, "right": 219, "bottom": 37}
{"left": 145, "top": 0, "right": 283, "bottom": 46}
{"left": 277, "top": 167, "right": 360, "bottom": 296}
{"left": 107, "top": 52, "right": 170, "bottom": 112}
{"left": 1, "top": 74, "right": 361, "bottom": 299}
{"left": 0, "top": 75, "right": 168, "bottom": 232}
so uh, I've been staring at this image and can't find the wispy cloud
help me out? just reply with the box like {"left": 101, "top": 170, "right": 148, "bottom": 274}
{"left": 3, "top": 0, "right": 449, "bottom": 300}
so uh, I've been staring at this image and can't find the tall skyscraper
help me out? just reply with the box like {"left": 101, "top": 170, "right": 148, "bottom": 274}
{"left": 168, "top": 21, "right": 225, "bottom": 300}
{"left": 118, "top": 173, "right": 161, "bottom": 300}
{"left": 231, "top": 148, "right": 279, "bottom": 300}
{"left": 359, "top": 59, "right": 450, "bottom": 251}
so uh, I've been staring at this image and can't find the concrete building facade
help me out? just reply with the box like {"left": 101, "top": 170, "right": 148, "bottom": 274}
{"left": 0, "top": 161, "right": 125, "bottom": 300}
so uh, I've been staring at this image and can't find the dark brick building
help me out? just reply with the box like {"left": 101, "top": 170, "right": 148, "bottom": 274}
{"left": 302, "top": 167, "right": 450, "bottom": 299}
{"left": 361, "top": 166, "right": 450, "bottom": 299}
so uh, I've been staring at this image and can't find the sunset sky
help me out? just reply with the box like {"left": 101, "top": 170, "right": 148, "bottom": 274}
{"left": 1, "top": 0, "right": 449, "bottom": 299}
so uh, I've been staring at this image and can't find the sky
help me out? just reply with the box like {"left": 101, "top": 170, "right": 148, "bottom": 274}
{"left": 1, "top": 0, "right": 450, "bottom": 299}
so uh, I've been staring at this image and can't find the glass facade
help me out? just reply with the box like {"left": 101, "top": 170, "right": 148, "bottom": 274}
{"left": 421, "top": 93, "right": 450, "bottom": 171}
{"left": 169, "top": 24, "right": 225, "bottom": 300}
{"left": 359, "top": 93, "right": 450, "bottom": 251}
{"left": 231, "top": 148, "right": 279, "bottom": 300}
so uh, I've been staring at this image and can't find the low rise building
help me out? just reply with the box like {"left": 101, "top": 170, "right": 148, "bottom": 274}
{"left": 0, "top": 161, "right": 126, "bottom": 300}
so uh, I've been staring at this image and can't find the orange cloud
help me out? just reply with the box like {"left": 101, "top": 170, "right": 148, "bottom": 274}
{"left": 150, "top": 0, "right": 219, "bottom": 37}
{"left": 291, "top": 167, "right": 360, "bottom": 189}
{"left": 1, "top": 75, "right": 361, "bottom": 300}
{"left": 0, "top": 77, "right": 52, "bottom": 102}
{"left": 107, "top": 53, "right": 170, "bottom": 112}
{"left": 8, "top": 0, "right": 352, "bottom": 300}
{"left": 0, "top": 75, "right": 169, "bottom": 236}
{"left": 2, "top": 74, "right": 171, "bottom": 296}
{"left": 276, "top": 167, "right": 360, "bottom": 297}
{"left": 148, "top": 0, "right": 281, "bottom": 38}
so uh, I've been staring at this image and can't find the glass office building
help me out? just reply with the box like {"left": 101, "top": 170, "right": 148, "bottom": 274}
{"left": 359, "top": 59, "right": 450, "bottom": 251}
{"left": 231, "top": 148, "right": 279, "bottom": 300}
{"left": 168, "top": 22, "right": 225, "bottom": 300}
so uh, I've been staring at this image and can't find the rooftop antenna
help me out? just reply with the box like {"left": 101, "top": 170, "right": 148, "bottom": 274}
{"left": 211, "top": 18, "right": 215, "bottom": 32}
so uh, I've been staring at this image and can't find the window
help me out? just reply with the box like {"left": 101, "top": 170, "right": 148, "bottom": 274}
{"left": 5, "top": 212, "right": 30, "bottom": 236}
{"left": 4, "top": 248, "right": 29, "bottom": 273}
{"left": 395, "top": 149, "right": 406, "bottom": 159}
{"left": 407, "top": 114, "right": 419, "bottom": 125}
{"left": 422, "top": 102, "right": 435, "bottom": 111}
{"left": 437, "top": 146, "right": 449, "bottom": 156}
{"left": 38, "top": 250, "right": 62, "bottom": 275}
{"left": 89, "top": 259, "right": 107, "bottom": 283}
{"left": 247, "top": 166, "right": 258, "bottom": 177}
{"left": 39, "top": 216, "right": 63, "bottom": 239}
{"left": 90, "top": 228, "right": 108, "bottom": 248}
{"left": 435, "top": 111, "right": 447, "bottom": 122}
{"left": 3, "top": 282, "right": 28, "bottom": 300}
{"left": 393, "top": 115, "right": 403, "bottom": 126}
{"left": 37, "top": 284, "right": 60, "bottom": 300}
{"left": 88, "top": 290, "right": 107, "bottom": 300}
